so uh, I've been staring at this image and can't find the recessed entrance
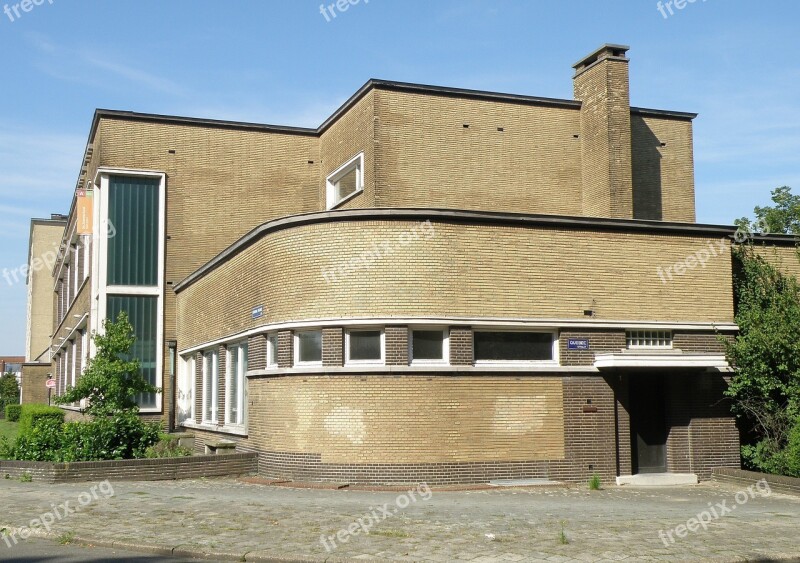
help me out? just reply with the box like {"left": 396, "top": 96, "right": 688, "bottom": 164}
{"left": 629, "top": 375, "right": 668, "bottom": 474}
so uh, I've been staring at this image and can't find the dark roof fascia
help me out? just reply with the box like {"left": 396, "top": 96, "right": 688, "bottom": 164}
{"left": 631, "top": 106, "right": 697, "bottom": 120}
{"left": 174, "top": 208, "right": 783, "bottom": 293}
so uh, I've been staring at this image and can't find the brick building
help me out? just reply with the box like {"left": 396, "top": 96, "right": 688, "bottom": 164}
{"left": 35, "top": 44, "right": 798, "bottom": 484}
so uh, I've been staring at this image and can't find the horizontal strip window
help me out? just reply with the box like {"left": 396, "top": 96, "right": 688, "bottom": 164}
{"left": 474, "top": 331, "right": 556, "bottom": 363}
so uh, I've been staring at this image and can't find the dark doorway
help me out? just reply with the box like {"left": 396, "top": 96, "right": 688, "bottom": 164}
{"left": 629, "top": 375, "right": 668, "bottom": 473}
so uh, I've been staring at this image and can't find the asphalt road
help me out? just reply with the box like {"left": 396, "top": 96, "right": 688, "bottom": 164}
{"left": 0, "top": 538, "right": 205, "bottom": 562}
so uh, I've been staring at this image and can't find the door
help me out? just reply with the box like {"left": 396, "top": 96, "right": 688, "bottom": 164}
{"left": 629, "top": 375, "right": 668, "bottom": 474}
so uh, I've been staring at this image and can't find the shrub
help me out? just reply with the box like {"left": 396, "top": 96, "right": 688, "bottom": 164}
{"left": 18, "top": 405, "right": 64, "bottom": 437}
{"left": 783, "top": 417, "right": 800, "bottom": 478}
{"left": 144, "top": 437, "right": 193, "bottom": 459}
{"left": 4, "top": 404, "right": 21, "bottom": 422}
{"left": 13, "top": 417, "right": 66, "bottom": 462}
{"left": 59, "top": 412, "right": 161, "bottom": 462}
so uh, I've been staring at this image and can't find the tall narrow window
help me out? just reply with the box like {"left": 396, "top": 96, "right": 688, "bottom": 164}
{"left": 226, "top": 343, "right": 247, "bottom": 426}
{"left": 267, "top": 333, "right": 278, "bottom": 368}
{"left": 107, "top": 176, "right": 160, "bottom": 286}
{"left": 202, "top": 350, "right": 219, "bottom": 424}
{"left": 107, "top": 295, "right": 158, "bottom": 408}
{"left": 177, "top": 355, "right": 195, "bottom": 424}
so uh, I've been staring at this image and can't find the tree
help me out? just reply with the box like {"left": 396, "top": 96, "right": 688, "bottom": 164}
{"left": 55, "top": 312, "right": 160, "bottom": 417}
{"left": 735, "top": 186, "right": 800, "bottom": 235}
{"left": 723, "top": 245, "right": 800, "bottom": 473}
{"left": 0, "top": 372, "right": 20, "bottom": 411}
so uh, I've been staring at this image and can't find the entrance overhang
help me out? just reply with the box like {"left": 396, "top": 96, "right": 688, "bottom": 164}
{"left": 594, "top": 353, "right": 729, "bottom": 370}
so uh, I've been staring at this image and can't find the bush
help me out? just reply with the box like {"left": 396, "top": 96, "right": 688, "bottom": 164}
{"left": 59, "top": 412, "right": 161, "bottom": 462}
{"left": 12, "top": 417, "right": 66, "bottom": 462}
{"left": 144, "top": 437, "right": 193, "bottom": 459}
{"left": 5, "top": 404, "right": 21, "bottom": 422}
{"left": 18, "top": 405, "right": 64, "bottom": 437}
{"left": 783, "top": 418, "right": 800, "bottom": 478}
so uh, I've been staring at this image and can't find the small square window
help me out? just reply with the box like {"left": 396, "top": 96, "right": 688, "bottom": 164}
{"left": 296, "top": 331, "right": 322, "bottom": 364}
{"left": 411, "top": 330, "right": 448, "bottom": 363}
{"left": 326, "top": 153, "right": 364, "bottom": 209}
{"left": 347, "top": 330, "right": 383, "bottom": 363}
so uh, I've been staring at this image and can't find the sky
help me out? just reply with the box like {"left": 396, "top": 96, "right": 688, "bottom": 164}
{"left": 0, "top": 0, "right": 798, "bottom": 354}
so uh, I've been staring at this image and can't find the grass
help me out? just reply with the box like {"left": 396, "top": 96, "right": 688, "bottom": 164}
{"left": 558, "top": 521, "right": 569, "bottom": 545}
{"left": 371, "top": 529, "right": 412, "bottom": 539}
{"left": 0, "top": 420, "right": 19, "bottom": 442}
{"left": 588, "top": 473, "right": 602, "bottom": 491}
{"left": 57, "top": 531, "right": 75, "bottom": 545}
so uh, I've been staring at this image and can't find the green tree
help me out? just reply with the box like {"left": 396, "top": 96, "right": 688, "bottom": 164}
{"left": 0, "top": 372, "right": 20, "bottom": 411}
{"left": 735, "top": 186, "right": 800, "bottom": 235}
{"left": 723, "top": 245, "right": 800, "bottom": 473}
{"left": 55, "top": 312, "right": 160, "bottom": 416}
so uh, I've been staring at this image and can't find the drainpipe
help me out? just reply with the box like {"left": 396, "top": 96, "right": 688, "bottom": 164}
{"left": 167, "top": 340, "right": 177, "bottom": 433}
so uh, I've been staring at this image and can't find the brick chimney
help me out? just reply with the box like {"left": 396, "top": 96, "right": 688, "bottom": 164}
{"left": 573, "top": 44, "right": 633, "bottom": 219}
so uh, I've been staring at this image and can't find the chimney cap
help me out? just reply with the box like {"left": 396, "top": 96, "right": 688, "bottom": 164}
{"left": 573, "top": 44, "right": 630, "bottom": 72}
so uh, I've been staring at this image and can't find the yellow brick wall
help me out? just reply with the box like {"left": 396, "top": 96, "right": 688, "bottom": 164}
{"left": 244, "top": 375, "right": 564, "bottom": 463}
{"left": 631, "top": 115, "right": 696, "bottom": 222}
{"left": 320, "top": 91, "right": 376, "bottom": 209}
{"left": 372, "top": 90, "right": 584, "bottom": 215}
{"left": 753, "top": 245, "right": 800, "bottom": 280}
{"left": 176, "top": 218, "right": 735, "bottom": 348}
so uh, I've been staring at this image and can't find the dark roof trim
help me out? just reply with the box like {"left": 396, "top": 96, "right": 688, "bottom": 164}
{"left": 174, "top": 208, "right": 794, "bottom": 293}
{"left": 631, "top": 106, "right": 697, "bottom": 120}
{"left": 87, "top": 81, "right": 697, "bottom": 147}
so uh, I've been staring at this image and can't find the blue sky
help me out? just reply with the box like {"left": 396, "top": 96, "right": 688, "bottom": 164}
{"left": 0, "top": 0, "right": 798, "bottom": 354}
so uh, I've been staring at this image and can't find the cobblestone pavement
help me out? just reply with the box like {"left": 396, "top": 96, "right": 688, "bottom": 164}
{"left": 1, "top": 478, "right": 799, "bottom": 562}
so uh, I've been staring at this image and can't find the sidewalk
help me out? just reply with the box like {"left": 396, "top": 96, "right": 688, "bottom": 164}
{"left": 1, "top": 478, "right": 799, "bottom": 562}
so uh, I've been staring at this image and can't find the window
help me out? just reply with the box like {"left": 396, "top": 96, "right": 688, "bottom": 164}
{"left": 295, "top": 331, "right": 322, "bottom": 365}
{"left": 64, "top": 346, "right": 70, "bottom": 391}
{"left": 326, "top": 153, "right": 364, "bottom": 209}
{"left": 107, "top": 176, "right": 160, "bottom": 286}
{"left": 346, "top": 330, "right": 383, "bottom": 363}
{"left": 177, "top": 354, "right": 195, "bottom": 424}
{"left": 107, "top": 295, "right": 158, "bottom": 408}
{"left": 410, "top": 329, "right": 448, "bottom": 363}
{"left": 202, "top": 350, "right": 219, "bottom": 424}
{"left": 626, "top": 330, "right": 672, "bottom": 349}
{"left": 73, "top": 244, "right": 80, "bottom": 293}
{"left": 474, "top": 331, "right": 555, "bottom": 363}
{"left": 80, "top": 330, "right": 88, "bottom": 374}
{"left": 266, "top": 333, "right": 278, "bottom": 368}
{"left": 226, "top": 343, "right": 247, "bottom": 426}
{"left": 82, "top": 236, "right": 90, "bottom": 282}
{"left": 70, "top": 339, "right": 77, "bottom": 389}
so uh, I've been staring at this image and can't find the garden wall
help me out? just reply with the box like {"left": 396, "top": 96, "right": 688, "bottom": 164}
{"left": 0, "top": 453, "right": 257, "bottom": 483}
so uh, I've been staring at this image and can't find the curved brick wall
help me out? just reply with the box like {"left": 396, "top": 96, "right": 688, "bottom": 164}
{"left": 176, "top": 215, "right": 734, "bottom": 349}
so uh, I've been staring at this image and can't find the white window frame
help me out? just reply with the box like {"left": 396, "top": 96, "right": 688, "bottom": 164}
{"left": 73, "top": 244, "right": 80, "bottom": 295}
{"left": 82, "top": 235, "right": 90, "bottom": 282}
{"left": 266, "top": 333, "right": 278, "bottom": 368}
{"left": 225, "top": 343, "right": 247, "bottom": 427}
{"left": 294, "top": 330, "right": 323, "bottom": 366}
{"left": 626, "top": 330, "right": 673, "bottom": 350}
{"left": 409, "top": 327, "right": 449, "bottom": 365}
{"left": 473, "top": 329, "right": 559, "bottom": 367}
{"left": 70, "top": 339, "right": 77, "bottom": 389}
{"left": 178, "top": 354, "right": 195, "bottom": 425}
{"left": 202, "top": 350, "right": 219, "bottom": 424}
{"left": 80, "top": 330, "right": 88, "bottom": 374}
{"left": 345, "top": 328, "right": 385, "bottom": 366}
{"left": 325, "top": 152, "right": 364, "bottom": 210}
{"left": 91, "top": 169, "right": 166, "bottom": 413}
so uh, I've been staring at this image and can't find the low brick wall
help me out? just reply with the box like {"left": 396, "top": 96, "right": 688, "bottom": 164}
{"left": 0, "top": 453, "right": 257, "bottom": 483}
{"left": 711, "top": 467, "right": 800, "bottom": 496}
